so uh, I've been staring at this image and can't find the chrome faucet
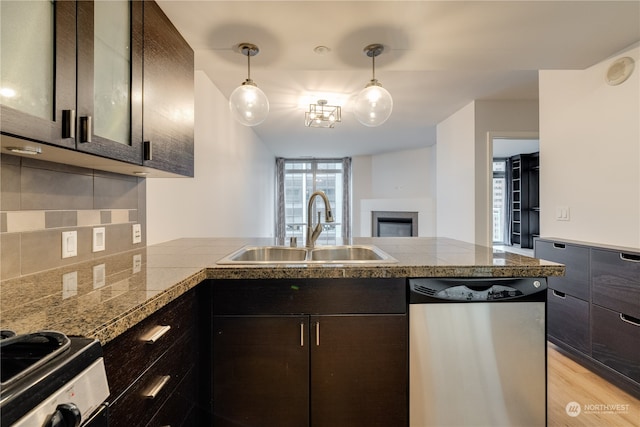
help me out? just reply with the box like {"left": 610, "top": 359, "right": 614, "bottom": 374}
{"left": 306, "top": 191, "right": 334, "bottom": 248}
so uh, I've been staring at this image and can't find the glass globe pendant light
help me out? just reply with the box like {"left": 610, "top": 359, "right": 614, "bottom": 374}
{"left": 354, "top": 44, "right": 393, "bottom": 127}
{"left": 229, "top": 43, "right": 269, "bottom": 126}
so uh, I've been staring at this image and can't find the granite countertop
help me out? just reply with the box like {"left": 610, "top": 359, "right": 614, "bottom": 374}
{"left": 0, "top": 237, "right": 564, "bottom": 345}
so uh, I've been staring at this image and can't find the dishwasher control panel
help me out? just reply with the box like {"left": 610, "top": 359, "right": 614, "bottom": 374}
{"left": 409, "top": 277, "right": 546, "bottom": 303}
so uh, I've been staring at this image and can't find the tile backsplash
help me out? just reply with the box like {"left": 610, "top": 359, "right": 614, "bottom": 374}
{"left": 1, "top": 154, "right": 146, "bottom": 280}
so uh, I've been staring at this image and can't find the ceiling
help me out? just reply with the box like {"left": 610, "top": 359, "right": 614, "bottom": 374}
{"left": 156, "top": 1, "right": 640, "bottom": 158}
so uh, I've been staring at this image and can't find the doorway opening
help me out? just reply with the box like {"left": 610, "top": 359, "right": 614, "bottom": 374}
{"left": 488, "top": 133, "right": 539, "bottom": 256}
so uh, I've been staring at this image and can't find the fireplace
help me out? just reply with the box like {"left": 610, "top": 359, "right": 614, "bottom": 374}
{"left": 372, "top": 211, "right": 419, "bottom": 237}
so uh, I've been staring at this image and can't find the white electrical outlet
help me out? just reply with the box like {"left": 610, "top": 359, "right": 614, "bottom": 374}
{"left": 62, "top": 231, "right": 78, "bottom": 258}
{"left": 62, "top": 271, "right": 78, "bottom": 299}
{"left": 93, "top": 227, "right": 106, "bottom": 252}
{"left": 133, "top": 254, "right": 142, "bottom": 274}
{"left": 132, "top": 223, "right": 142, "bottom": 244}
{"left": 93, "top": 264, "right": 106, "bottom": 289}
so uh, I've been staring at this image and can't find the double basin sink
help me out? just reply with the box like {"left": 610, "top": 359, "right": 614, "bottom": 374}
{"left": 217, "top": 244, "right": 397, "bottom": 265}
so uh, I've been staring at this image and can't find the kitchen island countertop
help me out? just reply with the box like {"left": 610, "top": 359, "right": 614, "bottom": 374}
{"left": 0, "top": 237, "right": 563, "bottom": 344}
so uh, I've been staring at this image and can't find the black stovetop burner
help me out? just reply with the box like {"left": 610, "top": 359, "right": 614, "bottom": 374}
{"left": 0, "top": 331, "right": 71, "bottom": 388}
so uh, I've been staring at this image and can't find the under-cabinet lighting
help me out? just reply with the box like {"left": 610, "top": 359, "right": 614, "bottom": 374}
{"left": 6, "top": 146, "right": 42, "bottom": 155}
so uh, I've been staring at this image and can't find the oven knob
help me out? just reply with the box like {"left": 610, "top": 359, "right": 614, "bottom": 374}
{"left": 46, "top": 403, "right": 81, "bottom": 427}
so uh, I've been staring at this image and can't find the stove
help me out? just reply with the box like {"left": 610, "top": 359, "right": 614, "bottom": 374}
{"left": 0, "top": 331, "right": 110, "bottom": 427}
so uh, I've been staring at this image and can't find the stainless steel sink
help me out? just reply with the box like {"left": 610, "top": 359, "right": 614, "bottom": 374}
{"left": 217, "top": 245, "right": 397, "bottom": 264}
{"left": 221, "top": 246, "right": 307, "bottom": 263}
{"left": 309, "top": 245, "right": 391, "bottom": 262}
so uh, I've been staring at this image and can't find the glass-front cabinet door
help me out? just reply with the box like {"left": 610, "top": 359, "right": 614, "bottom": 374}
{"left": 0, "top": 0, "right": 76, "bottom": 149}
{"left": 77, "top": 0, "right": 142, "bottom": 163}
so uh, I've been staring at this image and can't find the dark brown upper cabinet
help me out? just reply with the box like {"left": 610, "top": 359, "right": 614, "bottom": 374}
{"left": 0, "top": 1, "right": 77, "bottom": 149}
{"left": 142, "top": 1, "right": 194, "bottom": 177}
{"left": 76, "top": 0, "right": 143, "bottom": 164}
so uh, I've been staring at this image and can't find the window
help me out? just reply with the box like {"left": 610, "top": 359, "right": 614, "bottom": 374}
{"left": 276, "top": 158, "right": 351, "bottom": 245}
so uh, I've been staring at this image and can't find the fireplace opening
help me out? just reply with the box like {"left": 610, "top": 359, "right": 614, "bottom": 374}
{"left": 372, "top": 211, "right": 418, "bottom": 237}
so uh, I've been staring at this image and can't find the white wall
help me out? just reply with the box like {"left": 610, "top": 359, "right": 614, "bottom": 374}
{"left": 352, "top": 147, "right": 437, "bottom": 237}
{"left": 146, "top": 71, "right": 275, "bottom": 245}
{"left": 351, "top": 156, "right": 373, "bottom": 237}
{"left": 539, "top": 46, "right": 640, "bottom": 248}
{"left": 436, "top": 100, "right": 539, "bottom": 245}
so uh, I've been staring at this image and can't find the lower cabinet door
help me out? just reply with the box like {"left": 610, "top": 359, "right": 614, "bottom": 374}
{"left": 547, "top": 289, "right": 590, "bottom": 355}
{"left": 592, "top": 304, "right": 640, "bottom": 383}
{"left": 310, "top": 314, "right": 408, "bottom": 427}
{"left": 212, "top": 315, "right": 310, "bottom": 427}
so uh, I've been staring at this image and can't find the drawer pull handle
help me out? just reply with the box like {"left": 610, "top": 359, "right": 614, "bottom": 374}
{"left": 300, "top": 322, "right": 304, "bottom": 347}
{"left": 553, "top": 243, "right": 566, "bottom": 249}
{"left": 620, "top": 314, "right": 640, "bottom": 327}
{"left": 142, "top": 375, "right": 171, "bottom": 400}
{"left": 620, "top": 253, "right": 640, "bottom": 263}
{"left": 552, "top": 290, "right": 566, "bottom": 298}
{"left": 315, "top": 322, "right": 320, "bottom": 346}
{"left": 140, "top": 325, "right": 171, "bottom": 344}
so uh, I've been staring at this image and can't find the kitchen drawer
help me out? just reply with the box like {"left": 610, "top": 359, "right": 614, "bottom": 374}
{"left": 592, "top": 304, "right": 640, "bottom": 383}
{"left": 535, "top": 240, "right": 590, "bottom": 300}
{"left": 104, "top": 291, "right": 195, "bottom": 399}
{"left": 109, "top": 332, "right": 194, "bottom": 426}
{"left": 547, "top": 288, "right": 590, "bottom": 355}
{"left": 145, "top": 365, "right": 196, "bottom": 427}
{"left": 591, "top": 248, "right": 640, "bottom": 318}
{"left": 213, "top": 278, "right": 406, "bottom": 315}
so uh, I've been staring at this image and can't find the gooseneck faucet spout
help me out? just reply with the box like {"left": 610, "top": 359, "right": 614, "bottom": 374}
{"left": 306, "top": 191, "right": 334, "bottom": 248}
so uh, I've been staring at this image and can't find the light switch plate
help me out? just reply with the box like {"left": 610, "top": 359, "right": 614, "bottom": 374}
{"left": 93, "top": 227, "right": 106, "bottom": 252}
{"left": 555, "top": 206, "right": 570, "bottom": 221}
{"left": 132, "top": 223, "right": 142, "bottom": 244}
{"left": 62, "top": 231, "right": 78, "bottom": 258}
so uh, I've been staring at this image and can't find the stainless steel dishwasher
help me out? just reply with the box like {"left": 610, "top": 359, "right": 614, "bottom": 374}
{"left": 409, "top": 277, "right": 547, "bottom": 427}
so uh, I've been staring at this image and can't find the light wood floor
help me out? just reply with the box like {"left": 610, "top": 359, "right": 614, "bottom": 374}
{"left": 547, "top": 343, "right": 639, "bottom": 426}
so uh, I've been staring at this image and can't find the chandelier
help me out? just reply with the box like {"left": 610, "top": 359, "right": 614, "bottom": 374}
{"left": 305, "top": 99, "right": 341, "bottom": 128}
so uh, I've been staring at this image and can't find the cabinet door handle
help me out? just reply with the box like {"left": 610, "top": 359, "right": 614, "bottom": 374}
{"left": 143, "top": 140, "right": 153, "bottom": 161}
{"left": 553, "top": 243, "right": 566, "bottom": 249}
{"left": 80, "top": 116, "right": 92, "bottom": 143}
{"left": 142, "top": 375, "right": 171, "bottom": 399}
{"left": 300, "top": 322, "right": 304, "bottom": 347}
{"left": 62, "top": 109, "right": 75, "bottom": 139}
{"left": 315, "top": 322, "right": 320, "bottom": 346}
{"left": 620, "top": 313, "right": 640, "bottom": 327}
{"left": 140, "top": 325, "right": 171, "bottom": 344}
{"left": 620, "top": 253, "right": 640, "bottom": 263}
{"left": 552, "top": 290, "right": 566, "bottom": 298}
